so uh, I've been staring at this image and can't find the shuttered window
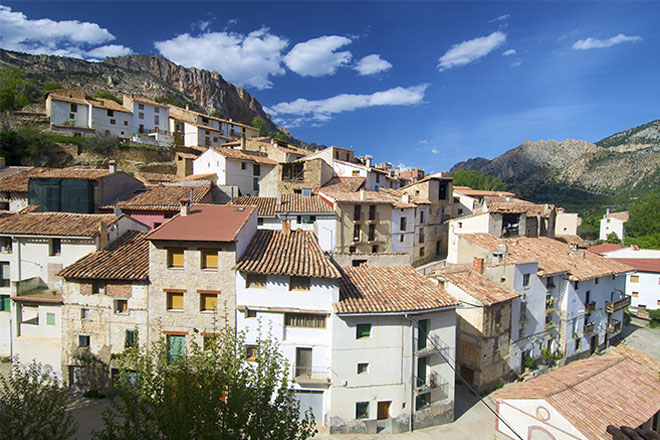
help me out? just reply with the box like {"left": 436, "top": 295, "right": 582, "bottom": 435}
{"left": 167, "top": 248, "right": 184, "bottom": 268}
{"left": 289, "top": 276, "right": 310, "bottom": 291}
{"left": 284, "top": 313, "right": 326, "bottom": 328}
{"left": 167, "top": 292, "right": 184, "bottom": 310}
{"left": 246, "top": 274, "right": 266, "bottom": 288}
{"left": 356, "top": 323, "right": 371, "bottom": 339}
{"left": 200, "top": 293, "right": 217, "bottom": 312}
{"left": 200, "top": 249, "right": 219, "bottom": 269}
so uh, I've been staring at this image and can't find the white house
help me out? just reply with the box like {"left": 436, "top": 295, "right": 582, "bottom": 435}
{"left": 493, "top": 344, "right": 660, "bottom": 440}
{"left": 122, "top": 95, "right": 170, "bottom": 135}
{"left": 0, "top": 211, "right": 148, "bottom": 375}
{"left": 451, "top": 186, "right": 515, "bottom": 218}
{"left": 599, "top": 210, "right": 629, "bottom": 241}
{"left": 332, "top": 159, "right": 400, "bottom": 191}
{"left": 192, "top": 147, "right": 277, "bottom": 197}
{"left": 88, "top": 97, "right": 133, "bottom": 138}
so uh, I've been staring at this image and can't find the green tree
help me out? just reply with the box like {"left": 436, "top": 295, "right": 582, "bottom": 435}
{"left": 577, "top": 215, "right": 600, "bottom": 241}
{"left": 0, "top": 67, "right": 31, "bottom": 111}
{"left": 627, "top": 191, "right": 660, "bottom": 238}
{"left": 154, "top": 94, "right": 186, "bottom": 108}
{"left": 251, "top": 117, "right": 268, "bottom": 136}
{"left": 210, "top": 109, "right": 226, "bottom": 119}
{"left": 94, "top": 325, "right": 316, "bottom": 440}
{"left": 449, "top": 169, "right": 508, "bottom": 191}
{"left": 43, "top": 81, "right": 63, "bottom": 93}
{"left": 605, "top": 232, "right": 622, "bottom": 244}
{"left": 93, "top": 91, "right": 122, "bottom": 104}
{"left": 0, "top": 360, "right": 78, "bottom": 440}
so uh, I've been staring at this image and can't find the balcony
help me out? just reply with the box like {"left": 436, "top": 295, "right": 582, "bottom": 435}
{"left": 607, "top": 320, "right": 622, "bottom": 334}
{"left": 416, "top": 334, "right": 449, "bottom": 357}
{"left": 583, "top": 322, "right": 595, "bottom": 334}
{"left": 293, "top": 365, "right": 331, "bottom": 386}
{"left": 415, "top": 371, "right": 439, "bottom": 393}
{"left": 545, "top": 307, "right": 556, "bottom": 316}
{"left": 606, "top": 296, "right": 631, "bottom": 314}
{"left": 546, "top": 297, "right": 556, "bottom": 306}
{"left": 545, "top": 322, "right": 556, "bottom": 331}
{"left": 585, "top": 301, "right": 596, "bottom": 313}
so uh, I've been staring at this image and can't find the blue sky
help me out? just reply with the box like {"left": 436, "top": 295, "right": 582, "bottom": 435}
{"left": 2, "top": 2, "right": 659, "bottom": 172}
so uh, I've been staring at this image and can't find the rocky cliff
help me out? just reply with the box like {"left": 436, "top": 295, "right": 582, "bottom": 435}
{"left": 451, "top": 120, "right": 660, "bottom": 207}
{"left": 0, "top": 49, "right": 278, "bottom": 132}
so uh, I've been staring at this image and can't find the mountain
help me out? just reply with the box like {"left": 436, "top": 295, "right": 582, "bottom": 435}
{"left": 0, "top": 48, "right": 283, "bottom": 136}
{"left": 451, "top": 120, "right": 660, "bottom": 209}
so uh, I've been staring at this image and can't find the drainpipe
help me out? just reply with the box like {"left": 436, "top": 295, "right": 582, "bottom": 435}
{"left": 406, "top": 313, "right": 415, "bottom": 432}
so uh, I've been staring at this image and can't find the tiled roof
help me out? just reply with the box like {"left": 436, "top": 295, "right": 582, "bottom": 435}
{"left": 484, "top": 196, "right": 555, "bottom": 217}
{"left": 134, "top": 172, "right": 179, "bottom": 184}
{"left": 588, "top": 243, "right": 626, "bottom": 254}
{"left": 610, "top": 258, "right": 660, "bottom": 273}
{"left": 146, "top": 204, "right": 255, "bottom": 242}
{"left": 319, "top": 188, "right": 394, "bottom": 205}
{"left": 335, "top": 266, "right": 459, "bottom": 314}
{"left": 494, "top": 347, "right": 660, "bottom": 440}
{"left": 399, "top": 173, "right": 452, "bottom": 190}
{"left": 209, "top": 147, "right": 278, "bottom": 165}
{"left": 319, "top": 176, "right": 366, "bottom": 193}
{"left": 379, "top": 188, "right": 430, "bottom": 207}
{"left": 88, "top": 97, "right": 131, "bottom": 113}
{"left": 454, "top": 186, "right": 515, "bottom": 197}
{"left": 230, "top": 196, "right": 277, "bottom": 216}
{"left": 234, "top": 229, "right": 340, "bottom": 278}
{"left": 108, "top": 185, "right": 211, "bottom": 212}
{"left": 31, "top": 166, "right": 113, "bottom": 180}
{"left": 277, "top": 194, "right": 334, "bottom": 213}
{"left": 461, "top": 234, "right": 632, "bottom": 281}
{"left": 553, "top": 234, "right": 586, "bottom": 247}
{"left": 175, "top": 173, "right": 217, "bottom": 182}
{"left": 49, "top": 95, "right": 88, "bottom": 105}
{"left": 0, "top": 167, "right": 49, "bottom": 192}
{"left": 439, "top": 269, "right": 520, "bottom": 305}
{"left": 128, "top": 96, "right": 168, "bottom": 107}
{"left": 605, "top": 211, "right": 629, "bottom": 222}
{"left": 0, "top": 212, "right": 119, "bottom": 237}
{"left": 59, "top": 231, "right": 149, "bottom": 280}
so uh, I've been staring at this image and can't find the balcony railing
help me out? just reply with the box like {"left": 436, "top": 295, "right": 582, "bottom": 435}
{"left": 584, "top": 322, "right": 595, "bottom": 334}
{"left": 546, "top": 297, "right": 556, "bottom": 306}
{"left": 606, "top": 296, "right": 631, "bottom": 314}
{"left": 416, "top": 334, "right": 449, "bottom": 357}
{"left": 607, "top": 320, "right": 622, "bottom": 334}
{"left": 545, "top": 307, "right": 556, "bottom": 316}
{"left": 585, "top": 301, "right": 596, "bottom": 313}
{"left": 293, "top": 365, "right": 330, "bottom": 385}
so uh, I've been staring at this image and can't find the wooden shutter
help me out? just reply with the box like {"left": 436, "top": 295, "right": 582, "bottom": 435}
{"left": 202, "top": 249, "right": 218, "bottom": 269}
{"left": 168, "top": 249, "right": 184, "bottom": 267}
{"left": 168, "top": 292, "right": 183, "bottom": 310}
{"left": 201, "top": 294, "right": 217, "bottom": 311}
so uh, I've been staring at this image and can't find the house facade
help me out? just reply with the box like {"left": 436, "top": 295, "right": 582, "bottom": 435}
{"left": 600, "top": 210, "right": 629, "bottom": 241}
{"left": 122, "top": 95, "right": 170, "bottom": 135}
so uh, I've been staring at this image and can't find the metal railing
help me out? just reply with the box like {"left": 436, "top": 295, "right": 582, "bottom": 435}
{"left": 584, "top": 322, "right": 595, "bottom": 334}
{"left": 606, "top": 296, "right": 631, "bottom": 314}
{"left": 585, "top": 301, "right": 596, "bottom": 313}
{"left": 293, "top": 365, "right": 330, "bottom": 384}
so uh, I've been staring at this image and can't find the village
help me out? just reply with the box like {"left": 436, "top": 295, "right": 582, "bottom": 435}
{"left": 0, "top": 86, "right": 659, "bottom": 440}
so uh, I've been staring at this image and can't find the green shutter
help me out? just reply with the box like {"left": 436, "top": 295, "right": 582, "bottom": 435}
{"left": 46, "top": 313, "right": 55, "bottom": 325}
{"left": 167, "top": 335, "right": 185, "bottom": 363}
{"left": 356, "top": 323, "right": 371, "bottom": 339}
{"left": 0, "top": 295, "right": 9, "bottom": 312}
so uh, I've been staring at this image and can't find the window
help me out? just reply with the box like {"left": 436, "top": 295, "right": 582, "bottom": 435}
{"left": 92, "top": 280, "right": 106, "bottom": 294}
{"left": 371, "top": 245, "right": 378, "bottom": 253}
{"left": 154, "top": 115, "right": 159, "bottom": 125}
{"left": 368, "top": 224, "right": 375, "bottom": 241}
{"left": 167, "top": 334, "right": 185, "bottom": 363}
{"left": 80, "top": 308, "right": 89, "bottom": 319}
{"left": 114, "top": 299, "right": 128, "bottom": 314}
{"left": 356, "top": 323, "right": 371, "bottom": 339}
{"left": 523, "top": 274, "right": 531, "bottom": 288}
{"left": 200, "top": 249, "right": 219, "bottom": 269}
{"left": 356, "top": 402, "right": 369, "bottom": 419}
{"left": 284, "top": 313, "right": 326, "bottom": 328}
{"left": 49, "top": 238, "right": 61, "bottom": 256}
{"left": 0, "top": 238, "right": 12, "bottom": 254}
{"left": 69, "top": 113, "right": 74, "bottom": 119}
{"left": 400, "top": 234, "right": 404, "bottom": 242}
{"left": 354, "top": 205, "right": 361, "bottom": 221}
{"left": 200, "top": 293, "right": 218, "bottom": 312}
{"left": 0, "top": 295, "right": 10, "bottom": 312}
{"left": 419, "top": 247, "right": 425, "bottom": 257}
{"left": 357, "top": 363, "right": 369, "bottom": 374}
{"left": 245, "top": 345, "right": 258, "bottom": 362}
{"left": 122, "top": 330, "right": 137, "bottom": 348}
{"left": 70, "top": 103, "right": 77, "bottom": 112}
{"left": 632, "top": 291, "right": 639, "bottom": 297}
{"left": 349, "top": 246, "right": 356, "bottom": 254}
{"left": 138, "top": 112, "right": 144, "bottom": 119}
{"left": 595, "top": 277, "right": 599, "bottom": 285}
{"left": 45, "top": 312, "right": 55, "bottom": 325}
{"left": 400, "top": 217, "right": 407, "bottom": 231}
{"left": 575, "top": 281, "right": 579, "bottom": 290}
{"left": 138, "top": 103, "right": 144, "bottom": 110}
{"left": 419, "top": 228, "right": 425, "bottom": 244}
{"left": 352, "top": 170, "right": 360, "bottom": 177}
{"left": 289, "top": 276, "right": 310, "bottom": 291}
{"left": 246, "top": 273, "right": 266, "bottom": 288}
{"left": 154, "top": 107, "right": 160, "bottom": 113}
{"left": 257, "top": 218, "right": 264, "bottom": 226}
{"left": 253, "top": 164, "right": 261, "bottom": 176}
{"left": 458, "top": 208, "right": 463, "bottom": 215}
{"left": 353, "top": 224, "right": 361, "bottom": 241}
{"left": 369, "top": 205, "right": 376, "bottom": 221}
{"left": 123, "top": 120, "right": 128, "bottom": 126}
{"left": 631, "top": 275, "right": 639, "bottom": 283}
{"left": 245, "top": 309, "right": 257, "bottom": 318}
{"left": 167, "top": 248, "right": 184, "bottom": 268}
{"left": 420, "top": 210, "right": 425, "bottom": 224}
{"left": 110, "top": 119, "right": 116, "bottom": 125}
{"left": 0, "top": 262, "right": 9, "bottom": 288}
{"left": 166, "top": 292, "right": 184, "bottom": 310}
{"left": 253, "top": 177, "right": 259, "bottom": 191}
{"left": 78, "top": 335, "right": 90, "bottom": 348}
{"left": 241, "top": 162, "right": 246, "bottom": 170}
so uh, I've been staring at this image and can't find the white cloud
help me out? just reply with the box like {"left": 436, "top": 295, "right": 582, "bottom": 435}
{"left": 266, "top": 84, "right": 428, "bottom": 126}
{"left": 502, "top": 49, "right": 516, "bottom": 56}
{"left": 431, "top": 148, "right": 440, "bottom": 154}
{"left": 511, "top": 58, "right": 522, "bottom": 67}
{"left": 354, "top": 54, "right": 392, "bottom": 75}
{"left": 283, "top": 35, "right": 352, "bottom": 77}
{"left": 572, "top": 33, "right": 642, "bottom": 50}
{"left": 155, "top": 27, "right": 288, "bottom": 89}
{"left": 0, "top": 5, "right": 132, "bottom": 59}
{"left": 489, "top": 14, "right": 510, "bottom": 23}
{"left": 438, "top": 31, "right": 507, "bottom": 71}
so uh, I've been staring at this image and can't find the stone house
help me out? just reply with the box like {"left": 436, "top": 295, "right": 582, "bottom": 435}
{"left": 145, "top": 203, "right": 257, "bottom": 359}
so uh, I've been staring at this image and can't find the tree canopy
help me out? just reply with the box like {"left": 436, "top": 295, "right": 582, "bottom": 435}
{"left": 251, "top": 117, "right": 268, "bottom": 137}
{"left": 93, "top": 91, "right": 122, "bottom": 104}
{"left": 449, "top": 169, "right": 508, "bottom": 191}
{"left": 94, "top": 325, "right": 316, "bottom": 440}
{"left": 0, "top": 67, "right": 39, "bottom": 112}
{"left": 626, "top": 191, "right": 660, "bottom": 238}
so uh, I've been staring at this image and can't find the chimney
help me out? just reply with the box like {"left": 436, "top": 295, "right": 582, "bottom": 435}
{"left": 472, "top": 257, "right": 484, "bottom": 274}
{"left": 632, "top": 245, "right": 639, "bottom": 251}
{"left": 402, "top": 193, "right": 410, "bottom": 204}
{"left": 365, "top": 156, "right": 373, "bottom": 168}
{"left": 186, "top": 104, "right": 189, "bottom": 110}
{"left": 606, "top": 208, "right": 610, "bottom": 215}
{"left": 360, "top": 189, "right": 366, "bottom": 201}
{"left": 98, "top": 222, "right": 109, "bottom": 250}
{"left": 282, "top": 218, "right": 291, "bottom": 234}
{"left": 179, "top": 197, "right": 190, "bottom": 216}
{"left": 241, "top": 134, "right": 246, "bottom": 150}
{"left": 108, "top": 160, "right": 117, "bottom": 174}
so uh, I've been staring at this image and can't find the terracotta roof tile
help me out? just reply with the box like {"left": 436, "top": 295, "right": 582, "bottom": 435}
{"left": 48, "top": 95, "right": 88, "bottom": 105}
{"left": 230, "top": 196, "right": 277, "bottom": 216}
{"left": 128, "top": 96, "right": 168, "bottom": 107}
{"left": 277, "top": 194, "right": 334, "bottom": 213}
{"left": 209, "top": 147, "right": 278, "bottom": 165}
{"left": 319, "top": 188, "right": 394, "bottom": 205}
{"left": 146, "top": 204, "right": 255, "bottom": 242}
{"left": 108, "top": 185, "right": 211, "bottom": 212}
{"left": 234, "top": 229, "right": 340, "bottom": 278}
{"left": 31, "top": 166, "right": 113, "bottom": 180}
{"left": 0, "top": 167, "right": 49, "bottom": 192}
{"left": 484, "top": 196, "right": 555, "bottom": 217}
{"left": 605, "top": 211, "right": 629, "bottom": 222}
{"left": 319, "top": 176, "right": 366, "bottom": 193}
{"left": 88, "top": 97, "right": 131, "bottom": 113}
{"left": 588, "top": 243, "right": 626, "bottom": 254}
{"left": 453, "top": 186, "right": 515, "bottom": 197}
{"left": 175, "top": 173, "right": 216, "bottom": 182}
{"left": 461, "top": 234, "right": 632, "bottom": 281}
{"left": 59, "top": 230, "right": 149, "bottom": 280}
{"left": 134, "top": 172, "right": 179, "bottom": 184}
{"left": 0, "top": 212, "right": 119, "bottom": 237}
{"left": 610, "top": 258, "right": 660, "bottom": 273}
{"left": 379, "top": 188, "right": 430, "bottom": 207}
{"left": 438, "top": 269, "right": 520, "bottom": 305}
{"left": 335, "top": 266, "right": 459, "bottom": 314}
{"left": 494, "top": 348, "right": 660, "bottom": 440}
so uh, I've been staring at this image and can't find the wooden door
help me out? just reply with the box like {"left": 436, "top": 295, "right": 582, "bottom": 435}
{"left": 377, "top": 401, "right": 391, "bottom": 420}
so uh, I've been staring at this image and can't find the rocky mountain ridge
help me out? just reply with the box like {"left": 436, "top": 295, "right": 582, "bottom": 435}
{"left": 451, "top": 120, "right": 660, "bottom": 208}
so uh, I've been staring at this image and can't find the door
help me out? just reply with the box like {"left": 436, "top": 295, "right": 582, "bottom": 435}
{"left": 590, "top": 335, "right": 598, "bottom": 355}
{"left": 293, "top": 390, "right": 323, "bottom": 422}
{"left": 167, "top": 335, "right": 185, "bottom": 364}
{"left": 295, "top": 348, "right": 312, "bottom": 377}
{"left": 417, "top": 357, "right": 427, "bottom": 387}
{"left": 377, "top": 401, "right": 391, "bottom": 420}
{"left": 460, "top": 365, "right": 475, "bottom": 385}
